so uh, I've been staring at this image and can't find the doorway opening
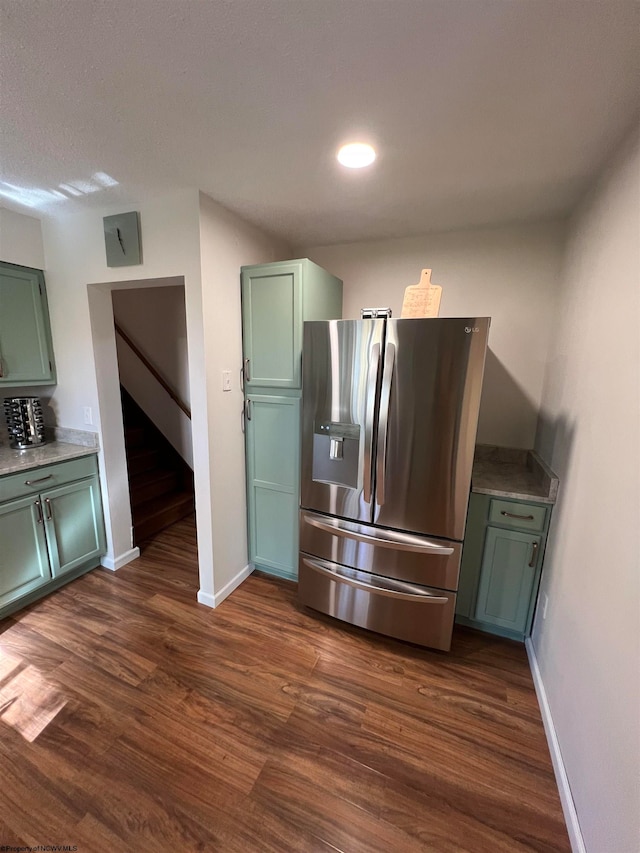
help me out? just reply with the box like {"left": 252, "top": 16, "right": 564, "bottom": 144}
{"left": 87, "top": 275, "right": 198, "bottom": 581}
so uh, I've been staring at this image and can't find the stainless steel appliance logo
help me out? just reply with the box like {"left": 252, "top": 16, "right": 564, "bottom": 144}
{"left": 465, "top": 326, "right": 480, "bottom": 333}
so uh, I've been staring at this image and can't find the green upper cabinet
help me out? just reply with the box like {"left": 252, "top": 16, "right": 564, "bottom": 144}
{"left": 241, "top": 259, "right": 342, "bottom": 390}
{"left": 0, "top": 262, "right": 56, "bottom": 386}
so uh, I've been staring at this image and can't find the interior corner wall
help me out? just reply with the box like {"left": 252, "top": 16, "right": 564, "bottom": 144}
{"left": 301, "top": 221, "right": 566, "bottom": 448}
{"left": 0, "top": 207, "right": 45, "bottom": 269}
{"left": 532, "top": 126, "right": 640, "bottom": 853}
{"left": 38, "top": 190, "right": 215, "bottom": 595}
{"left": 198, "top": 191, "right": 292, "bottom": 599}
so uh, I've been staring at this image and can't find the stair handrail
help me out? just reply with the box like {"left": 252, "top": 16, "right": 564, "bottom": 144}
{"left": 114, "top": 322, "right": 191, "bottom": 420}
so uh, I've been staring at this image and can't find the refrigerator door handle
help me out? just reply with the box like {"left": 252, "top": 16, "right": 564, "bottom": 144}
{"left": 363, "top": 342, "right": 381, "bottom": 503}
{"left": 302, "top": 557, "right": 449, "bottom": 603}
{"left": 376, "top": 341, "right": 396, "bottom": 506}
{"left": 302, "top": 512, "right": 455, "bottom": 555}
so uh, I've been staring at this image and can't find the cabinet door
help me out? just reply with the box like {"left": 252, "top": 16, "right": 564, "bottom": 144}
{"left": 0, "top": 262, "right": 55, "bottom": 385}
{"left": 245, "top": 395, "right": 300, "bottom": 579}
{"left": 474, "top": 527, "right": 541, "bottom": 633}
{"left": 42, "top": 478, "right": 106, "bottom": 578}
{"left": 241, "top": 261, "right": 302, "bottom": 389}
{"left": 0, "top": 496, "right": 51, "bottom": 608}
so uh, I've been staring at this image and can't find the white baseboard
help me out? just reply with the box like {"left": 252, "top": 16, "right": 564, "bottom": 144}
{"left": 197, "top": 589, "right": 215, "bottom": 608}
{"left": 525, "top": 638, "right": 586, "bottom": 853}
{"left": 100, "top": 546, "right": 140, "bottom": 571}
{"left": 197, "top": 563, "right": 254, "bottom": 609}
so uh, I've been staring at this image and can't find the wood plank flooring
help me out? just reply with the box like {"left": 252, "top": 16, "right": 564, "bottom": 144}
{"left": 0, "top": 516, "right": 570, "bottom": 852}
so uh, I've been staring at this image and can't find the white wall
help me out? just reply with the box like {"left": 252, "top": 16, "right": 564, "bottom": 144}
{"left": 113, "top": 282, "right": 193, "bottom": 466}
{"left": 302, "top": 221, "right": 566, "bottom": 448}
{"left": 39, "top": 190, "right": 211, "bottom": 584}
{"left": 532, "top": 127, "right": 640, "bottom": 853}
{"left": 0, "top": 207, "right": 45, "bottom": 269}
{"left": 198, "top": 192, "right": 292, "bottom": 603}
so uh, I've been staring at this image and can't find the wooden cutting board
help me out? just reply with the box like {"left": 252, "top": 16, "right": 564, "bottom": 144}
{"left": 401, "top": 268, "right": 442, "bottom": 318}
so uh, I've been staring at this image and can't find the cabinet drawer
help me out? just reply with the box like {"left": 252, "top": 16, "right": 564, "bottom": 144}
{"left": 0, "top": 455, "right": 98, "bottom": 504}
{"left": 489, "top": 499, "right": 547, "bottom": 532}
{"left": 299, "top": 554, "right": 456, "bottom": 651}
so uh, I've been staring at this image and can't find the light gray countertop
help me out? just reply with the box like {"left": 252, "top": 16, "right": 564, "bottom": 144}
{"left": 471, "top": 445, "right": 559, "bottom": 504}
{"left": 0, "top": 428, "right": 99, "bottom": 477}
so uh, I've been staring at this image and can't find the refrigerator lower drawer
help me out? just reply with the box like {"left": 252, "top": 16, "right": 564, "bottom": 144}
{"left": 300, "top": 509, "right": 462, "bottom": 590}
{"left": 298, "top": 554, "right": 457, "bottom": 651}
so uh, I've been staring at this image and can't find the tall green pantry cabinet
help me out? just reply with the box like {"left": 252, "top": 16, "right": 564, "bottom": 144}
{"left": 241, "top": 259, "right": 342, "bottom": 580}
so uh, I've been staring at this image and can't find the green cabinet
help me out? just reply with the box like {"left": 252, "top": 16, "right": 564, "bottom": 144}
{"left": 456, "top": 494, "right": 551, "bottom": 641}
{"left": 0, "top": 262, "right": 56, "bottom": 386}
{"left": 241, "top": 259, "right": 342, "bottom": 580}
{"left": 245, "top": 395, "right": 300, "bottom": 579}
{"left": 241, "top": 259, "right": 342, "bottom": 391}
{"left": 0, "top": 495, "right": 51, "bottom": 608}
{"left": 0, "top": 455, "right": 106, "bottom": 617}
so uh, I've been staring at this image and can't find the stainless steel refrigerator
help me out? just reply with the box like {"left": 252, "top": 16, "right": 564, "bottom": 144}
{"left": 298, "top": 317, "right": 490, "bottom": 651}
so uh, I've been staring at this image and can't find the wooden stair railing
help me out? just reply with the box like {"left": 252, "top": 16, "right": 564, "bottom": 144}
{"left": 115, "top": 321, "right": 191, "bottom": 420}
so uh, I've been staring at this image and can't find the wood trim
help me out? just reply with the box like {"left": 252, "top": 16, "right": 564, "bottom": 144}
{"left": 115, "top": 321, "right": 191, "bottom": 420}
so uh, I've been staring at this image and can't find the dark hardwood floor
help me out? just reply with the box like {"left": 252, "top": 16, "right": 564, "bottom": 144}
{"left": 0, "top": 516, "right": 570, "bottom": 852}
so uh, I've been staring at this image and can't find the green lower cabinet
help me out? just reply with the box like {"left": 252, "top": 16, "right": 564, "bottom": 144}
{"left": 0, "top": 456, "right": 106, "bottom": 618}
{"left": 0, "top": 496, "right": 51, "bottom": 608}
{"left": 245, "top": 394, "right": 300, "bottom": 580}
{"left": 43, "top": 478, "right": 106, "bottom": 578}
{"left": 456, "top": 493, "right": 551, "bottom": 641}
{"left": 474, "top": 527, "right": 542, "bottom": 634}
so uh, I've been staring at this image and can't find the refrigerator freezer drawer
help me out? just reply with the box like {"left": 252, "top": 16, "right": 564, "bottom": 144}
{"left": 300, "top": 510, "right": 462, "bottom": 590}
{"left": 298, "top": 555, "right": 457, "bottom": 651}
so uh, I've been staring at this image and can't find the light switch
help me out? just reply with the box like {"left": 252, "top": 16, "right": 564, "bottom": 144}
{"left": 222, "top": 370, "right": 231, "bottom": 392}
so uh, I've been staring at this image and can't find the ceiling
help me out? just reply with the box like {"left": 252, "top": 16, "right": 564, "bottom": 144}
{"left": 1, "top": 0, "right": 638, "bottom": 247}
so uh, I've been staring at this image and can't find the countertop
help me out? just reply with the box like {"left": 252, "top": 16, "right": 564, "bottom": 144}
{"left": 0, "top": 428, "right": 99, "bottom": 477}
{"left": 471, "top": 445, "right": 559, "bottom": 504}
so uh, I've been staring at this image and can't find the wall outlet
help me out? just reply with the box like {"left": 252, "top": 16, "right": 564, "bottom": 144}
{"left": 83, "top": 406, "right": 93, "bottom": 425}
{"left": 542, "top": 593, "right": 549, "bottom": 620}
{"left": 222, "top": 370, "right": 231, "bottom": 392}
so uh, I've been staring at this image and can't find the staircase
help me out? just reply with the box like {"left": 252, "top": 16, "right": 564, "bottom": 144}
{"left": 121, "top": 388, "right": 195, "bottom": 545}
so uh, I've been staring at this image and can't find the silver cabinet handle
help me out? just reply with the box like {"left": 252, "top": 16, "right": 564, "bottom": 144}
{"left": 25, "top": 474, "right": 53, "bottom": 487}
{"left": 302, "top": 556, "right": 449, "bottom": 603}
{"left": 501, "top": 510, "right": 534, "bottom": 521}
{"left": 34, "top": 500, "right": 43, "bottom": 524}
{"left": 302, "top": 512, "right": 454, "bottom": 555}
{"left": 0, "top": 356, "right": 3, "bottom": 378}
{"left": 363, "top": 342, "right": 380, "bottom": 504}
{"left": 529, "top": 541, "right": 539, "bottom": 567}
{"left": 246, "top": 399, "right": 252, "bottom": 421}
{"left": 44, "top": 498, "right": 52, "bottom": 520}
{"left": 376, "top": 341, "right": 396, "bottom": 506}
{"left": 244, "top": 358, "right": 251, "bottom": 382}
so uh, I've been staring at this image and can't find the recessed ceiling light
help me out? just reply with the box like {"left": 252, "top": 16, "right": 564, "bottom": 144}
{"left": 337, "top": 142, "right": 376, "bottom": 169}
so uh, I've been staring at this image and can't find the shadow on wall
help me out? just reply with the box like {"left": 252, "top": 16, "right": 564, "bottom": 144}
{"left": 477, "top": 348, "right": 539, "bottom": 448}
{"left": 531, "top": 410, "right": 576, "bottom": 633}
{"left": 535, "top": 408, "right": 576, "bottom": 476}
